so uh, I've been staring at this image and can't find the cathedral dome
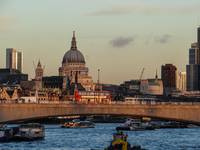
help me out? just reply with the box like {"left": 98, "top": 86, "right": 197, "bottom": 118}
{"left": 62, "top": 49, "right": 85, "bottom": 63}
{"left": 62, "top": 31, "right": 85, "bottom": 64}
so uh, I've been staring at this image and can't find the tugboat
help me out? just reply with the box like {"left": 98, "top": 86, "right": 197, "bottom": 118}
{"left": 12, "top": 123, "right": 45, "bottom": 141}
{"left": 61, "top": 119, "right": 95, "bottom": 128}
{"left": 104, "top": 131, "right": 145, "bottom": 150}
{"left": 116, "top": 118, "right": 154, "bottom": 131}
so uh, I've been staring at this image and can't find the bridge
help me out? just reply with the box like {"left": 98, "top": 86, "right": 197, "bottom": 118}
{"left": 0, "top": 102, "right": 200, "bottom": 124}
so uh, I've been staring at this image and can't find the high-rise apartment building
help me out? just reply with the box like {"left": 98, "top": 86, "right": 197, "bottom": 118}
{"left": 6, "top": 48, "right": 23, "bottom": 72}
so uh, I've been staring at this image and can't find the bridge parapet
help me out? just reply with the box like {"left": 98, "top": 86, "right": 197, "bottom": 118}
{"left": 1, "top": 100, "right": 200, "bottom": 106}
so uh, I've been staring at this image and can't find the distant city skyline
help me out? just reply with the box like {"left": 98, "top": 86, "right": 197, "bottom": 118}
{"left": 1, "top": 0, "right": 200, "bottom": 84}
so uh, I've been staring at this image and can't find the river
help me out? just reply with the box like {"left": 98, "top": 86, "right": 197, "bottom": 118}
{"left": 1, "top": 123, "right": 200, "bottom": 150}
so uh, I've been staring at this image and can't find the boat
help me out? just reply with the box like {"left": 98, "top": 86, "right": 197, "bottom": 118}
{"left": 0, "top": 124, "right": 6, "bottom": 128}
{"left": 12, "top": 123, "right": 45, "bottom": 141}
{"left": 104, "top": 131, "right": 145, "bottom": 150}
{"left": 61, "top": 119, "right": 95, "bottom": 128}
{"left": 187, "top": 124, "right": 200, "bottom": 128}
{"left": 116, "top": 118, "right": 154, "bottom": 131}
{"left": 0, "top": 127, "right": 14, "bottom": 142}
{"left": 0, "top": 123, "right": 45, "bottom": 142}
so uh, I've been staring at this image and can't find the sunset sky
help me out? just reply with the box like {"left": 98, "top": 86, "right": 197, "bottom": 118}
{"left": 1, "top": 0, "right": 200, "bottom": 84}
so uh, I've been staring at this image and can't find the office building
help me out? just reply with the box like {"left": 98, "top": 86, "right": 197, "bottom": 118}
{"left": 186, "top": 65, "right": 200, "bottom": 91}
{"left": 6, "top": 48, "right": 23, "bottom": 72}
{"left": 161, "top": 64, "right": 177, "bottom": 95}
{"left": 0, "top": 68, "right": 28, "bottom": 84}
{"left": 17, "top": 52, "right": 23, "bottom": 73}
{"left": 120, "top": 80, "right": 140, "bottom": 96}
{"left": 6, "top": 48, "right": 17, "bottom": 70}
{"left": 187, "top": 27, "right": 200, "bottom": 91}
{"left": 140, "top": 73, "right": 163, "bottom": 96}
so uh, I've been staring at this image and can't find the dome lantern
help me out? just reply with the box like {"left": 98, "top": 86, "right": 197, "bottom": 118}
{"left": 71, "top": 31, "right": 77, "bottom": 50}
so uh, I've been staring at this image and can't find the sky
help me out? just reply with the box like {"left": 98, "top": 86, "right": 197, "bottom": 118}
{"left": 1, "top": 0, "right": 200, "bottom": 84}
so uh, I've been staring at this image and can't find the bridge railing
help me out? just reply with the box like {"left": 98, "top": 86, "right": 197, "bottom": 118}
{"left": 1, "top": 99, "right": 200, "bottom": 105}
{"left": 0, "top": 99, "right": 73, "bottom": 104}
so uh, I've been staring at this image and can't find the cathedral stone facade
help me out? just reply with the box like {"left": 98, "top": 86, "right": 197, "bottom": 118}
{"left": 58, "top": 32, "right": 93, "bottom": 91}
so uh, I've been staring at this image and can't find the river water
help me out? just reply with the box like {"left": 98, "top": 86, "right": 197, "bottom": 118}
{"left": 1, "top": 123, "right": 200, "bottom": 150}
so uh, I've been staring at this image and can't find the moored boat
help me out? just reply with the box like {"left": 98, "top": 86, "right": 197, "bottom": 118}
{"left": 0, "top": 127, "right": 13, "bottom": 142}
{"left": 61, "top": 119, "right": 95, "bottom": 128}
{"left": 116, "top": 118, "right": 154, "bottom": 131}
{"left": 0, "top": 124, "right": 6, "bottom": 128}
{"left": 0, "top": 123, "right": 45, "bottom": 142}
{"left": 12, "top": 123, "right": 45, "bottom": 141}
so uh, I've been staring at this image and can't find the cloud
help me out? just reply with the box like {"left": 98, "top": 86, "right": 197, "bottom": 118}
{"left": 154, "top": 34, "right": 171, "bottom": 44}
{"left": 86, "top": 2, "right": 200, "bottom": 16}
{"left": 87, "top": 7, "right": 133, "bottom": 16}
{"left": 110, "top": 36, "right": 134, "bottom": 48}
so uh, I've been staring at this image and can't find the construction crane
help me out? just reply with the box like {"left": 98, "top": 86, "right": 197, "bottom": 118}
{"left": 139, "top": 68, "right": 145, "bottom": 81}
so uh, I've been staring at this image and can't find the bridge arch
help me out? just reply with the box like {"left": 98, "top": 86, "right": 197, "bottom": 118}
{"left": 0, "top": 103, "right": 200, "bottom": 124}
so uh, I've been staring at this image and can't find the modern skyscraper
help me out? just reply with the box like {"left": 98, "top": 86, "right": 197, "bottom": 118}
{"left": 187, "top": 27, "right": 200, "bottom": 91}
{"left": 6, "top": 48, "right": 23, "bottom": 73}
{"left": 186, "top": 65, "right": 200, "bottom": 91}
{"left": 189, "top": 43, "right": 199, "bottom": 64}
{"left": 161, "top": 64, "right": 177, "bottom": 96}
{"left": 6, "top": 48, "right": 17, "bottom": 70}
